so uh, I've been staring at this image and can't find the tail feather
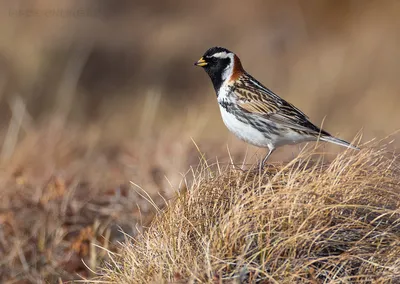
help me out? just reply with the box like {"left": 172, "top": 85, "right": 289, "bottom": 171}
{"left": 319, "top": 135, "right": 360, "bottom": 150}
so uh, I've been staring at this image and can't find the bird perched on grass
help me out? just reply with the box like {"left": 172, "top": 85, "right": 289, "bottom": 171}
{"left": 194, "top": 46, "right": 359, "bottom": 168}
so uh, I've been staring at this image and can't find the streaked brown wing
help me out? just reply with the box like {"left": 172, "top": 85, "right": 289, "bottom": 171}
{"left": 237, "top": 94, "right": 279, "bottom": 115}
{"left": 234, "top": 82, "right": 325, "bottom": 135}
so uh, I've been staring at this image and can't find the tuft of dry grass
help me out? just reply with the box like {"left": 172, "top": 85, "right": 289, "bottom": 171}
{"left": 97, "top": 144, "right": 400, "bottom": 283}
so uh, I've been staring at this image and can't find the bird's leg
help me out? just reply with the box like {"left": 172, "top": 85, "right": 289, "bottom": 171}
{"left": 258, "top": 148, "right": 274, "bottom": 172}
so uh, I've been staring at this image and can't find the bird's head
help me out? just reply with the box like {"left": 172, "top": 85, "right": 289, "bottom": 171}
{"left": 194, "top": 46, "right": 244, "bottom": 91}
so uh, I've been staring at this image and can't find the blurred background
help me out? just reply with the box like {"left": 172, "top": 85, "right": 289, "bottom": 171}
{"left": 0, "top": 0, "right": 399, "bottom": 281}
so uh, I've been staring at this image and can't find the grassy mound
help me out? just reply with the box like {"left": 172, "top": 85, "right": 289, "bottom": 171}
{"left": 98, "top": 147, "right": 400, "bottom": 283}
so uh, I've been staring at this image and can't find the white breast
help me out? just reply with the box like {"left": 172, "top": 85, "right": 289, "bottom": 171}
{"left": 217, "top": 84, "right": 271, "bottom": 148}
{"left": 219, "top": 106, "right": 271, "bottom": 148}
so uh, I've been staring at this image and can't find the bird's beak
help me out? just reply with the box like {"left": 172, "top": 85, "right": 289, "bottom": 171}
{"left": 194, "top": 57, "right": 207, "bottom": 67}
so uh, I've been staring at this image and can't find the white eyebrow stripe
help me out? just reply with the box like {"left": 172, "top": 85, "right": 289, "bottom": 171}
{"left": 212, "top": 51, "right": 229, "bottom": 59}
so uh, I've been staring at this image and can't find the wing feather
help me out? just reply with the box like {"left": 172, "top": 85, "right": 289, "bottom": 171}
{"left": 234, "top": 74, "right": 329, "bottom": 136}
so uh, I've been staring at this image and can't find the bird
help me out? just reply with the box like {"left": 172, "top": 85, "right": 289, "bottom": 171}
{"left": 194, "top": 46, "right": 359, "bottom": 169}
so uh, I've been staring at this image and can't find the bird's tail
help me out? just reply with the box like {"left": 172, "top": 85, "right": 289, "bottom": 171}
{"left": 319, "top": 135, "right": 360, "bottom": 150}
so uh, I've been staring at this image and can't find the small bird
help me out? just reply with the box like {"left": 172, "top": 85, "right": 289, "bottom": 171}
{"left": 194, "top": 46, "right": 359, "bottom": 168}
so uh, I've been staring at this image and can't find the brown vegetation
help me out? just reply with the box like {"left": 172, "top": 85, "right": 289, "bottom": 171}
{"left": 98, "top": 143, "right": 400, "bottom": 283}
{"left": 0, "top": 1, "right": 399, "bottom": 283}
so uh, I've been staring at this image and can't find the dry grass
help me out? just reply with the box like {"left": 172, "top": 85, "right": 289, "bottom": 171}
{"left": 97, "top": 143, "right": 400, "bottom": 283}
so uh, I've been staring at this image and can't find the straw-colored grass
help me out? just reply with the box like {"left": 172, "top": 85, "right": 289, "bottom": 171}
{"left": 97, "top": 145, "right": 400, "bottom": 283}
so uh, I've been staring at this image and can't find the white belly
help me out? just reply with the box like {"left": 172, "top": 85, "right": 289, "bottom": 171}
{"left": 219, "top": 106, "right": 314, "bottom": 149}
{"left": 219, "top": 106, "right": 271, "bottom": 148}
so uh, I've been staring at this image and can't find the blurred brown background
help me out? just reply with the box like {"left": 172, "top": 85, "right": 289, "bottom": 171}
{"left": 0, "top": 1, "right": 399, "bottom": 280}
{"left": 0, "top": 0, "right": 399, "bottom": 186}
{"left": 1, "top": 0, "right": 399, "bottom": 155}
